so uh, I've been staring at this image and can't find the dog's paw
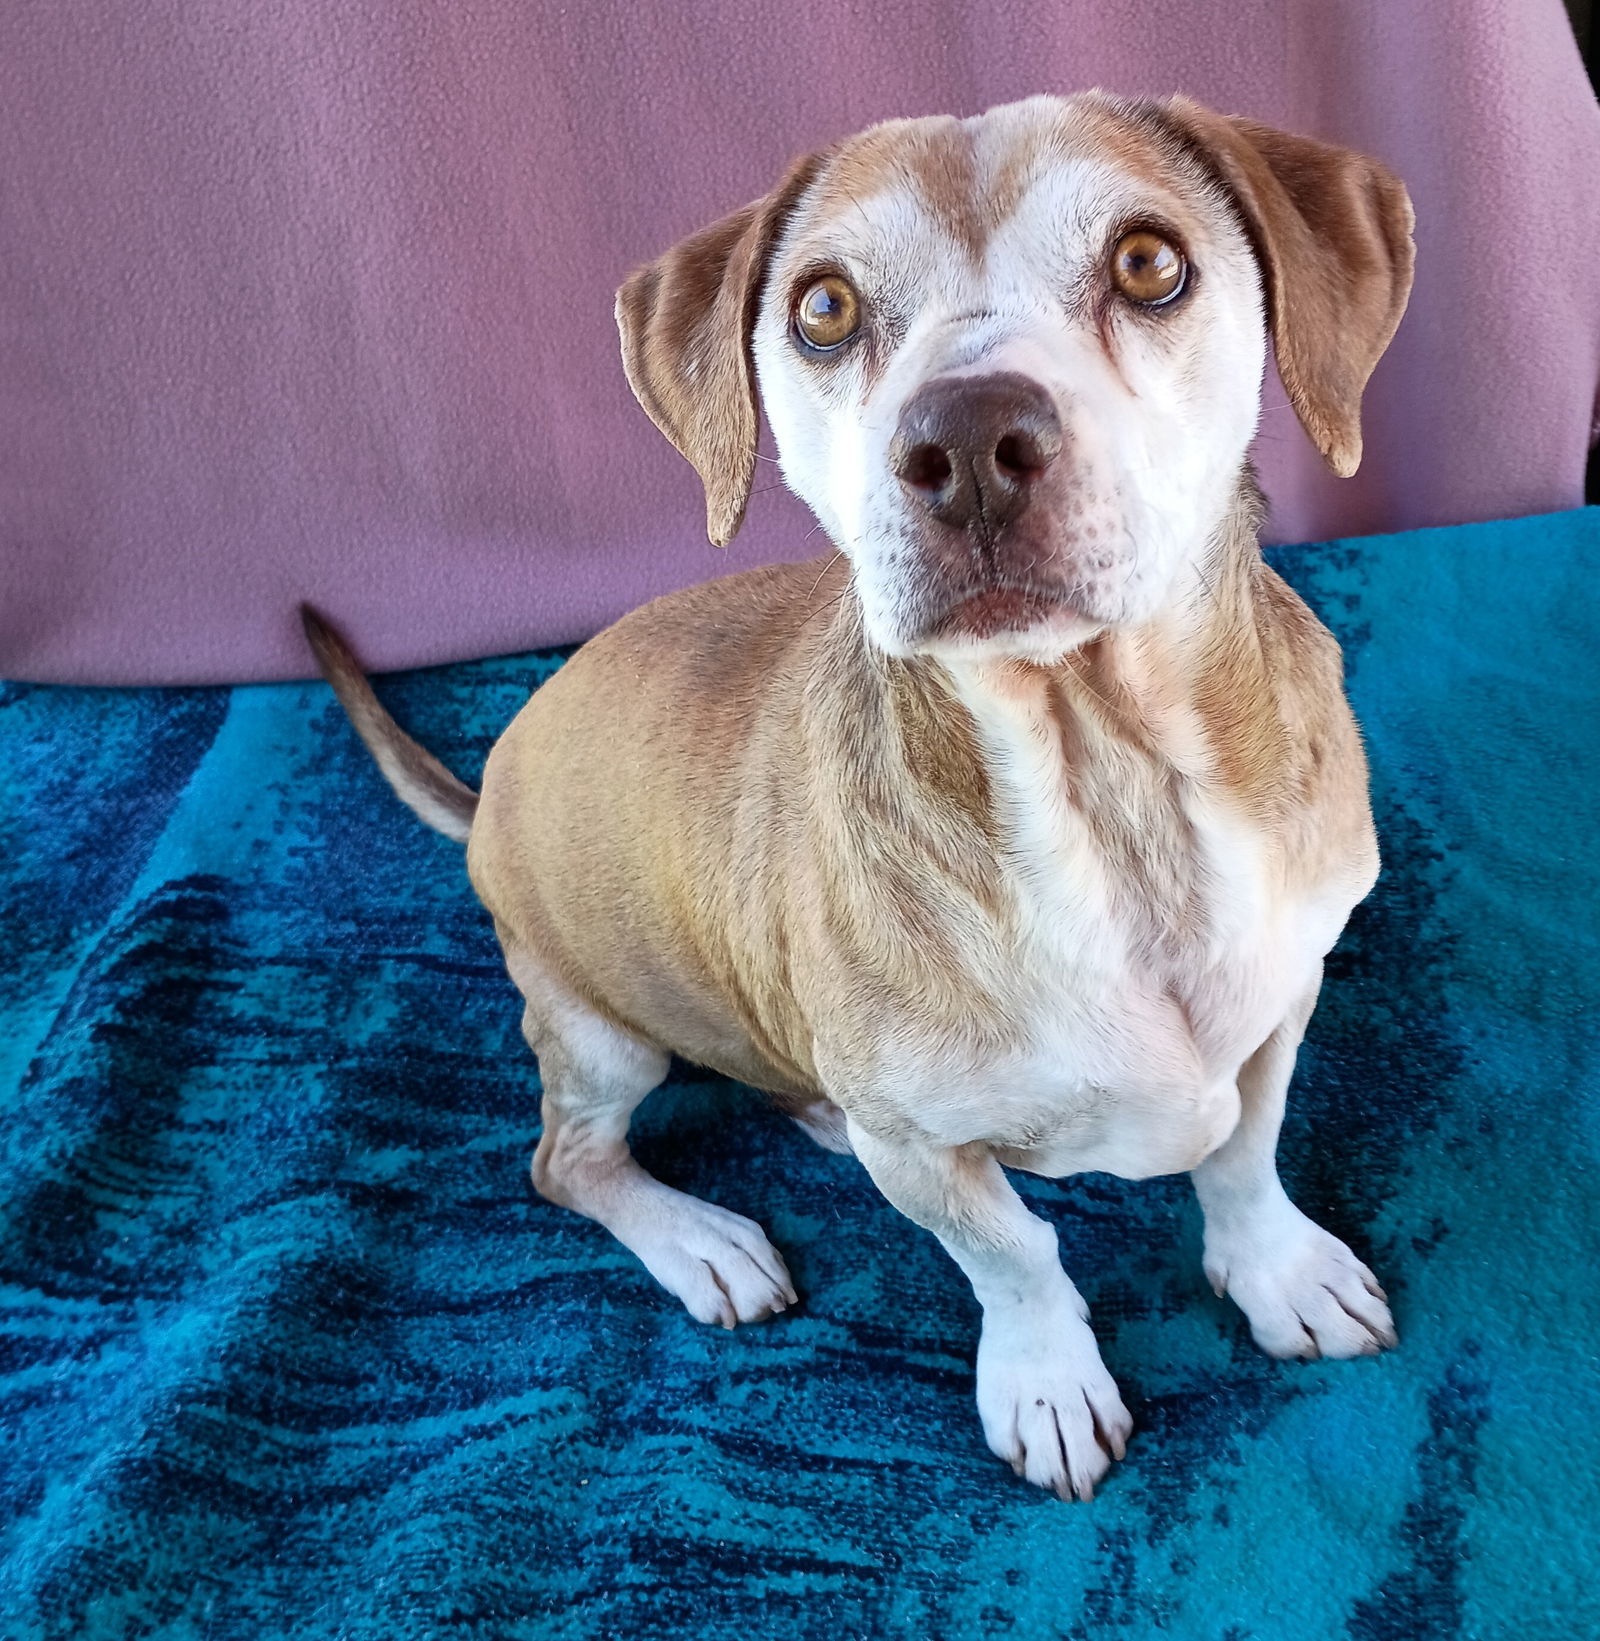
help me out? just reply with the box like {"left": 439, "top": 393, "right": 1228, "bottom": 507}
{"left": 975, "top": 1314, "right": 1132, "bottom": 1501}
{"left": 1206, "top": 1209, "right": 1396, "bottom": 1360}
{"left": 627, "top": 1196, "right": 798, "bottom": 1329}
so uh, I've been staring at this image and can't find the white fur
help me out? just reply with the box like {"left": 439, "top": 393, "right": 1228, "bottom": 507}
{"left": 815, "top": 654, "right": 1351, "bottom": 1180}
{"left": 509, "top": 943, "right": 798, "bottom": 1329}
{"left": 755, "top": 128, "right": 1267, "bottom": 660}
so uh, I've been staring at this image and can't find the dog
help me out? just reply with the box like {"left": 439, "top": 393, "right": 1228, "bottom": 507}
{"left": 304, "top": 91, "right": 1414, "bottom": 1502}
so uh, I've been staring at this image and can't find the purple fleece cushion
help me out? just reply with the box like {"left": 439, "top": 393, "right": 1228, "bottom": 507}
{"left": 2, "top": 0, "right": 1598, "bottom": 684}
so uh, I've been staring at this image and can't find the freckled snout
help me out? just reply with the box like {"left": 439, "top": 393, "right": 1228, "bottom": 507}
{"left": 889, "top": 373, "right": 1063, "bottom": 542}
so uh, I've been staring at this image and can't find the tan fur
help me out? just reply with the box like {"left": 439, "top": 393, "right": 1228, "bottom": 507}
{"left": 1160, "top": 97, "right": 1416, "bottom": 476}
{"left": 301, "top": 605, "right": 478, "bottom": 841}
{"left": 467, "top": 479, "right": 1373, "bottom": 1117}
{"left": 802, "top": 98, "right": 1199, "bottom": 271}
{"left": 615, "top": 149, "right": 830, "bottom": 545}
{"left": 811, "top": 118, "right": 994, "bottom": 260}
{"left": 468, "top": 553, "right": 1011, "bottom": 1101}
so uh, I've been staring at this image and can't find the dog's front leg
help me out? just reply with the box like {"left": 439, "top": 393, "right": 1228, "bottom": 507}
{"left": 1191, "top": 970, "right": 1398, "bottom": 1359}
{"left": 845, "top": 1118, "right": 1132, "bottom": 1500}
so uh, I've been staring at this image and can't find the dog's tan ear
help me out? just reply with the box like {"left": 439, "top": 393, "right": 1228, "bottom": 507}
{"left": 616, "top": 152, "right": 829, "bottom": 546}
{"left": 1164, "top": 98, "right": 1415, "bottom": 477}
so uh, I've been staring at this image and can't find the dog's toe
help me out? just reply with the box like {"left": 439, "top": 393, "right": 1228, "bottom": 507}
{"left": 976, "top": 1316, "right": 1131, "bottom": 1501}
{"left": 1209, "top": 1214, "right": 1396, "bottom": 1361}
{"left": 628, "top": 1197, "right": 797, "bottom": 1327}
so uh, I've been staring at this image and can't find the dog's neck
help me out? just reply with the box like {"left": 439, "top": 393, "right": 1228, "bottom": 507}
{"left": 915, "top": 479, "right": 1275, "bottom": 784}
{"left": 812, "top": 476, "right": 1297, "bottom": 848}
{"left": 801, "top": 476, "right": 1323, "bottom": 961}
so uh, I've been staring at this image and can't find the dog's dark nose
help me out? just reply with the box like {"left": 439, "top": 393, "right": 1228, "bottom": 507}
{"left": 889, "top": 372, "right": 1063, "bottom": 540}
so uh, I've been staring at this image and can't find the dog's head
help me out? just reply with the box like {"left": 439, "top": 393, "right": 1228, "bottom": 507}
{"left": 617, "top": 94, "right": 1413, "bottom": 662}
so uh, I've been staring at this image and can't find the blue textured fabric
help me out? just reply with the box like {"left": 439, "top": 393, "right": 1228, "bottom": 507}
{"left": 2, "top": 509, "right": 1597, "bottom": 1640}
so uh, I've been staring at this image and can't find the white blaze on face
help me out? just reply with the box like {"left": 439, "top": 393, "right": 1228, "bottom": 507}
{"left": 751, "top": 96, "right": 1271, "bottom": 660}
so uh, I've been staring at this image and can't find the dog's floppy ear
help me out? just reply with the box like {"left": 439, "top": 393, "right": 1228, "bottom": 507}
{"left": 1164, "top": 98, "right": 1415, "bottom": 477}
{"left": 616, "top": 151, "right": 829, "bottom": 546}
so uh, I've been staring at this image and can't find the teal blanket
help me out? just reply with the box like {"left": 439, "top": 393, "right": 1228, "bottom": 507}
{"left": 2, "top": 510, "right": 1597, "bottom": 1639}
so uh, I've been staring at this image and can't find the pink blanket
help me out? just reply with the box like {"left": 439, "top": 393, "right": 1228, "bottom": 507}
{"left": 3, "top": 0, "right": 1597, "bottom": 683}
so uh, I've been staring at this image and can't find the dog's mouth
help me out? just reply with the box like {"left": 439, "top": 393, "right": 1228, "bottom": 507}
{"left": 924, "top": 584, "right": 1085, "bottom": 642}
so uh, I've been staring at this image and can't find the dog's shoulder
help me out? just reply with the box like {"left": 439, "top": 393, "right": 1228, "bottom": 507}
{"left": 1244, "top": 557, "right": 1377, "bottom": 895}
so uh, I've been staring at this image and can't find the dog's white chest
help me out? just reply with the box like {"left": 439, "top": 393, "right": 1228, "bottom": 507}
{"left": 907, "top": 668, "right": 1347, "bottom": 1179}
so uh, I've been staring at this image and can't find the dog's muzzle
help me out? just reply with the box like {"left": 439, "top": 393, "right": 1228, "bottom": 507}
{"left": 887, "top": 371, "right": 1106, "bottom": 645}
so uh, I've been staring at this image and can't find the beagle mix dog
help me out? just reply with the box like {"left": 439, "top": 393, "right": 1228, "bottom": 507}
{"left": 305, "top": 92, "right": 1414, "bottom": 1501}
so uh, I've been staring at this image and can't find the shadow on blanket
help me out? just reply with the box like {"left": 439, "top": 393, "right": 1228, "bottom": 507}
{"left": 2, "top": 510, "right": 1596, "bottom": 1639}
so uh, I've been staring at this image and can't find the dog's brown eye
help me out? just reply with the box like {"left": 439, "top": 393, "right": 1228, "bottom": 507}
{"left": 1111, "top": 231, "right": 1187, "bottom": 306}
{"left": 795, "top": 276, "right": 861, "bottom": 349}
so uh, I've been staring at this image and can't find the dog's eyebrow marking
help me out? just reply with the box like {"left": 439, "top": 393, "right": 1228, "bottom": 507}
{"left": 810, "top": 119, "right": 1022, "bottom": 263}
{"left": 804, "top": 98, "right": 1204, "bottom": 277}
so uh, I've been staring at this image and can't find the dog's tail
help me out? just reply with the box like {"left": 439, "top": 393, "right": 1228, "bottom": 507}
{"left": 300, "top": 605, "right": 479, "bottom": 843}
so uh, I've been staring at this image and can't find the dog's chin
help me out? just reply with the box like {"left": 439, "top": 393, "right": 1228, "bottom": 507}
{"left": 893, "top": 587, "right": 1104, "bottom": 664}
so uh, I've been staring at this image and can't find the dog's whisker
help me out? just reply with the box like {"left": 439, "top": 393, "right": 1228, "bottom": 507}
{"left": 797, "top": 587, "right": 850, "bottom": 632}
{"left": 807, "top": 550, "right": 845, "bottom": 605}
